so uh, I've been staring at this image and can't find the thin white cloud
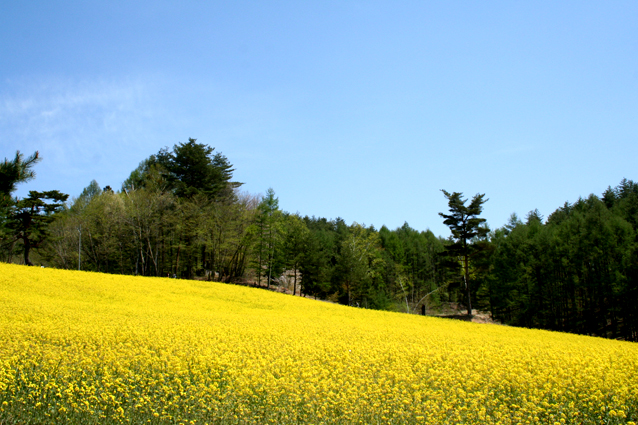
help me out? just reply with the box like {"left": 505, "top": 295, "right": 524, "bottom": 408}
{"left": 0, "top": 74, "right": 298, "bottom": 198}
{"left": 1, "top": 76, "right": 153, "bottom": 142}
{"left": 0, "top": 75, "right": 170, "bottom": 196}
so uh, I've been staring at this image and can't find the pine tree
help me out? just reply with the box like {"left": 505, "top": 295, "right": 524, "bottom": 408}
{"left": 156, "top": 138, "right": 242, "bottom": 200}
{"left": 439, "top": 190, "right": 489, "bottom": 316}
{"left": 9, "top": 190, "right": 69, "bottom": 265}
{"left": 0, "top": 151, "right": 41, "bottom": 203}
{"left": 252, "top": 188, "right": 283, "bottom": 288}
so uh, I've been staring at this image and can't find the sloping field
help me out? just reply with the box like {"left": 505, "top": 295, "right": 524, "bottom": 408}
{"left": 1, "top": 263, "right": 637, "bottom": 424}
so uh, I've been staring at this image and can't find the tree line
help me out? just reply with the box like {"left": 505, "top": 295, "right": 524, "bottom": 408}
{"left": 1, "top": 142, "right": 637, "bottom": 340}
{"left": 486, "top": 182, "right": 638, "bottom": 341}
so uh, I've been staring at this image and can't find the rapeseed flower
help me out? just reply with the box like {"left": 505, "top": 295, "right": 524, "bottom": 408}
{"left": 0, "top": 263, "right": 637, "bottom": 424}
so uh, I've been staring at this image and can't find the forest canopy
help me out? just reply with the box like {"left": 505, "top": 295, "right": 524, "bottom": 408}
{"left": 1, "top": 143, "right": 637, "bottom": 341}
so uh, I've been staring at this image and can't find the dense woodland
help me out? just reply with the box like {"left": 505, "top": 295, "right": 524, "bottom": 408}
{"left": 2, "top": 141, "right": 637, "bottom": 341}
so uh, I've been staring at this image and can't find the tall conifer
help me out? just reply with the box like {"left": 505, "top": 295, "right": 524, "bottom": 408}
{"left": 439, "top": 190, "right": 489, "bottom": 316}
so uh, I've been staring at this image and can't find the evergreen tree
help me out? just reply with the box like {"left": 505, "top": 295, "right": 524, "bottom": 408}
{"left": 252, "top": 188, "right": 283, "bottom": 288}
{"left": 156, "top": 138, "right": 241, "bottom": 200}
{"left": 439, "top": 190, "right": 489, "bottom": 316}
{"left": 489, "top": 183, "right": 638, "bottom": 341}
{"left": 299, "top": 217, "right": 336, "bottom": 299}
{"left": 379, "top": 223, "right": 446, "bottom": 313}
{"left": 1, "top": 151, "right": 41, "bottom": 252}
{"left": 0, "top": 151, "right": 40, "bottom": 204}
{"left": 8, "top": 190, "right": 69, "bottom": 265}
{"left": 282, "top": 213, "right": 310, "bottom": 296}
{"left": 334, "top": 223, "right": 382, "bottom": 306}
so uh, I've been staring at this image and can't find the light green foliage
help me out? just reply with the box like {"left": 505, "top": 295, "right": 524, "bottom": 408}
{"left": 7, "top": 142, "right": 638, "bottom": 341}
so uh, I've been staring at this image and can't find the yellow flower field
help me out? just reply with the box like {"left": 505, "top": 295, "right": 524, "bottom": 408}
{"left": 1, "top": 263, "right": 637, "bottom": 424}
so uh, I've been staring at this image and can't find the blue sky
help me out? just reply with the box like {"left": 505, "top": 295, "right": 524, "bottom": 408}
{"left": 1, "top": 1, "right": 637, "bottom": 237}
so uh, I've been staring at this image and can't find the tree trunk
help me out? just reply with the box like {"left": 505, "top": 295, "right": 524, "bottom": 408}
{"left": 175, "top": 245, "right": 181, "bottom": 277}
{"left": 23, "top": 236, "right": 33, "bottom": 266}
{"left": 464, "top": 255, "right": 472, "bottom": 316}
{"left": 267, "top": 249, "right": 272, "bottom": 289}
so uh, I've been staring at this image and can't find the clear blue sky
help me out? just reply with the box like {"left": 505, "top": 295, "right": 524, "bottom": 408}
{"left": 2, "top": 1, "right": 637, "bottom": 237}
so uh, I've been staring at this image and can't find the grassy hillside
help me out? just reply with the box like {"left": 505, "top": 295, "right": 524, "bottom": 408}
{"left": 1, "top": 263, "right": 637, "bottom": 424}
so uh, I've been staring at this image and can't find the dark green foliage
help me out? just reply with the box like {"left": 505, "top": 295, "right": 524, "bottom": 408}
{"left": 439, "top": 190, "right": 489, "bottom": 315}
{"left": 123, "top": 138, "right": 241, "bottom": 201}
{"left": 0, "top": 150, "right": 40, "bottom": 204}
{"left": 378, "top": 223, "right": 446, "bottom": 312}
{"left": 489, "top": 181, "right": 638, "bottom": 341}
{"left": 299, "top": 217, "right": 335, "bottom": 298}
{"left": 281, "top": 213, "right": 309, "bottom": 296}
{"left": 116, "top": 139, "right": 246, "bottom": 280}
{"left": 252, "top": 188, "right": 284, "bottom": 287}
{"left": 8, "top": 190, "right": 69, "bottom": 265}
{"left": 295, "top": 218, "right": 446, "bottom": 311}
{"left": 333, "top": 222, "right": 383, "bottom": 306}
{"left": 156, "top": 138, "right": 241, "bottom": 200}
{"left": 1, "top": 151, "right": 42, "bottom": 252}
{"left": 8, "top": 142, "right": 637, "bottom": 341}
{"left": 0, "top": 151, "right": 69, "bottom": 266}
{"left": 603, "top": 178, "right": 638, "bottom": 229}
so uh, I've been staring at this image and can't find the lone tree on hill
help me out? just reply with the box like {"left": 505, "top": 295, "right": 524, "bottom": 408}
{"left": 439, "top": 190, "right": 489, "bottom": 316}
